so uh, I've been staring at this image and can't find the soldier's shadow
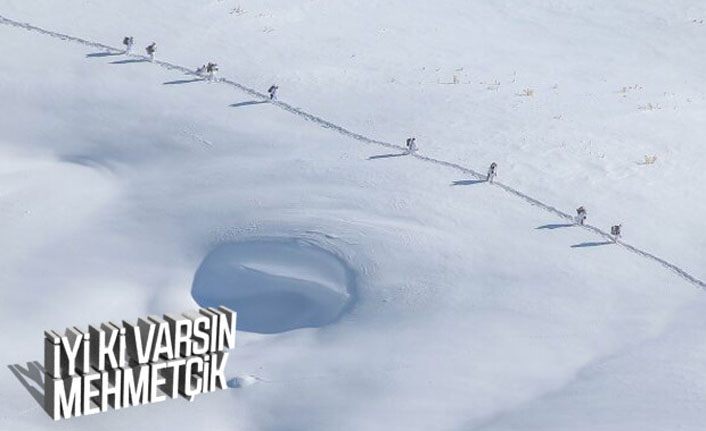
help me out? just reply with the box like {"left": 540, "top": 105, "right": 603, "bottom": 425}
{"left": 86, "top": 51, "right": 122, "bottom": 58}
{"left": 451, "top": 179, "right": 485, "bottom": 186}
{"left": 8, "top": 361, "right": 44, "bottom": 408}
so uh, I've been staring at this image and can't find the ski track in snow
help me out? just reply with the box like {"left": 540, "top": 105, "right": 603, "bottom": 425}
{"left": 1, "top": 14, "right": 704, "bottom": 290}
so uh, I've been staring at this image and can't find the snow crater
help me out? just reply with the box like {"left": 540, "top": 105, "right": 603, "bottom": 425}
{"left": 191, "top": 238, "right": 356, "bottom": 334}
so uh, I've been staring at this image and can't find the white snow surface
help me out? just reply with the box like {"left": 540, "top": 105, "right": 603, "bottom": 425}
{"left": 1, "top": 1, "right": 706, "bottom": 430}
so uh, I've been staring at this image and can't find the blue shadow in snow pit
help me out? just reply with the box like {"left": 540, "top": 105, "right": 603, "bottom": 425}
{"left": 191, "top": 238, "right": 358, "bottom": 334}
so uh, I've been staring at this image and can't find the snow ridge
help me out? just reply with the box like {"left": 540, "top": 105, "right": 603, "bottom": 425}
{"left": 1, "top": 13, "right": 703, "bottom": 290}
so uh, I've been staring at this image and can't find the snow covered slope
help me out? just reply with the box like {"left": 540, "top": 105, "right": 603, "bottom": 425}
{"left": 1, "top": 1, "right": 705, "bottom": 430}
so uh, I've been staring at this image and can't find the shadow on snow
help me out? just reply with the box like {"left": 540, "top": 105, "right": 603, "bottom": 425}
{"left": 451, "top": 179, "right": 485, "bottom": 186}
{"left": 163, "top": 78, "right": 203, "bottom": 85}
{"left": 368, "top": 152, "right": 407, "bottom": 160}
{"left": 536, "top": 223, "right": 575, "bottom": 230}
{"left": 571, "top": 241, "right": 614, "bottom": 248}
{"left": 8, "top": 362, "right": 44, "bottom": 409}
{"left": 229, "top": 100, "right": 269, "bottom": 108}
{"left": 109, "top": 58, "right": 147, "bottom": 65}
{"left": 86, "top": 51, "right": 122, "bottom": 58}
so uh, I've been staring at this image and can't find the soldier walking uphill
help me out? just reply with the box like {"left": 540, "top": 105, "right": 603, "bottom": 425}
{"left": 611, "top": 224, "right": 622, "bottom": 242}
{"left": 486, "top": 162, "right": 497, "bottom": 183}
{"left": 206, "top": 62, "right": 219, "bottom": 81}
{"left": 268, "top": 84, "right": 279, "bottom": 100}
{"left": 145, "top": 42, "right": 156, "bottom": 62}
{"left": 122, "top": 36, "right": 134, "bottom": 55}
{"left": 405, "top": 137, "right": 417, "bottom": 154}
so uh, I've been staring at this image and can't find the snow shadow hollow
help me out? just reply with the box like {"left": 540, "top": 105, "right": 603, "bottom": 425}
{"left": 191, "top": 239, "right": 357, "bottom": 334}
